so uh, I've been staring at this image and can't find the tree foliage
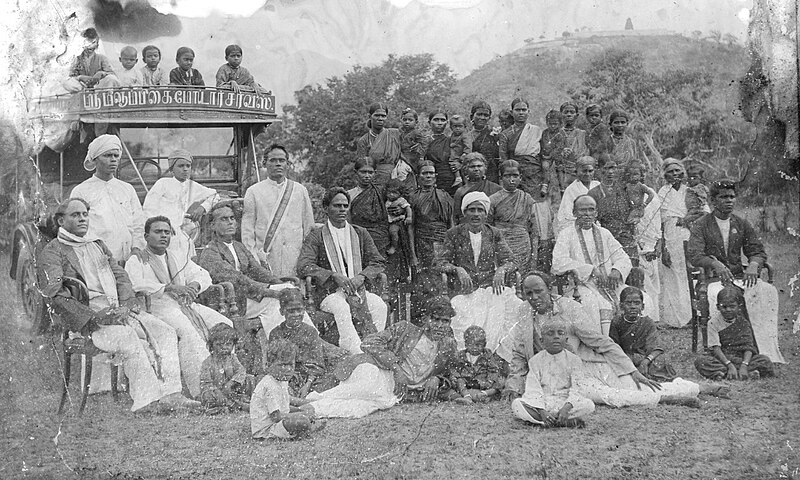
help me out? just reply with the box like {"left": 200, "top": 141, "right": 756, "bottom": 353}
{"left": 262, "top": 54, "right": 457, "bottom": 188}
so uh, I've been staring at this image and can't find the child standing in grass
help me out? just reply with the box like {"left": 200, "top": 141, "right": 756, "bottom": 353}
{"left": 169, "top": 47, "right": 205, "bottom": 86}
{"left": 199, "top": 323, "right": 256, "bottom": 414}
{"left": 511, "top": 317, "right": 594, "bottom": 428}
{"left": 445, "top": 326, "right": 508, "bottom": 404}
{"left": 251, "top": 339, "right": 325, "bottom": 440}
{"left": 622, "top": 162, "right": 653, "bottom": 225}
{"left": 694, "top": 286, "right": 775, "bottom": 381}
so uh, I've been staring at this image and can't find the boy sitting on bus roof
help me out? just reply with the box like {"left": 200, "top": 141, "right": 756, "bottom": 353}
{"left": 215, "top": 45, "right": 269, "bottom": 95}
{"left": 170, "top": 47, "right": 205, "bottom": 86}
{"left": 117, "top": 46, "right": 144, "bottom": 87}
{"left": 62, "top": 28, "right": 121, "bottom": 93}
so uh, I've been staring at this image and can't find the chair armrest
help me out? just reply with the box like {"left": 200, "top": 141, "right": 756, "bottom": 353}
{"left": 60, "top": 276, "right": 89, "bottom": 305}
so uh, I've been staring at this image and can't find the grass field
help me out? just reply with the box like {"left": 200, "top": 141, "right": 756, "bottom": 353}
{"left": 1, "top": 237, "right": 798, "bottom": 480}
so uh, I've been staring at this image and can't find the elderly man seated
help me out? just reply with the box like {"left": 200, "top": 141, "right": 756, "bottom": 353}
{"left": 435, "top": 191, "right": 522, "bottom": 351}
{"left": 688, "top": 179, "right": 785, "bottom": 364}
{"left": 38, "top": 198, "right": 198, "bottom": 413}
{"left": 499, "top": 273, "right": 722, "bottom": 408}
{"left": 307, "top": 296, "right": 458, "bottom": 418}
{"left": 196, "top": 203, "right": 317, "bottom": 336}
{"left": 552, "top": 194, "right": 631, "bottom": 335}
{"left": 296, "top": 187, "right": 388, "bottom": 354}
{"left": 124, "top": 216, "right": 233, "bottom": 399}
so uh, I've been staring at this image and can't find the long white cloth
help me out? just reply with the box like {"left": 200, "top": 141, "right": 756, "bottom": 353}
{"left": 306, "top": 363, "right": 398, "bottom": 418}
{"left": 555, "top": 180, "right": 600, "bottom": 234}
{"left": 656, "top": 184, "right": 692, "bottom": 327}
{"left": 320, "top": 290, "right": 387, "bottom": 354}
{"left": 71, "top": 175, "right": 146, "bottom": 261}
{"left": 241, "top": 178, "right": 315, "bottom": 276}
{"left": 706, "top": 280, "right": 785, "bottom": 363}
{"left": 637, "top": 192, "right": 662, "bottom": 322}
{"left": 450, "top": 286, "right": 523, "bottom": 351}
{"left": 143, "top": 177, "right": 218, "bottom": 269}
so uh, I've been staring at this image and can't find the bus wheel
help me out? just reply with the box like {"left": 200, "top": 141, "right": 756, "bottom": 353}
{"left": 15, "top": 243, "right": 48, "bottom": 335}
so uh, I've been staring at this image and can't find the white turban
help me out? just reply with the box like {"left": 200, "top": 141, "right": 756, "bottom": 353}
{"left": 461, "top": 191, "right": 491, "bottom": 214}
{"left": 84, "top": 134, "right": 122, "bottom": 171}
{"left": 662, "top": 158, "right": 684, "bottom": 173}
{"left": 168, "top": 149, "right": 193, "bottom": 170}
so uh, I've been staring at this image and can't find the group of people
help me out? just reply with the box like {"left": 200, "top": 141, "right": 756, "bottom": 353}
{"left": 39, "top": 93, "right": 786, "bottom": 440}
{"left": 63, "top": 27, "right": 268, "bottom": 93}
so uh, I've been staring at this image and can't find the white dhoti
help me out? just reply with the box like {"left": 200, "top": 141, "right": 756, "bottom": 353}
{"left": 579, "top": 361, "right": 699, "bottom": 407}
{"left": 450, "top": 286, "right": 523, "bottom": 351}
{"left": 659, "top": 218, "right": 692, "bottom": 327}
{"left": 511, "top": 396, "right": 595, "bottom": 424}
{"left": 306, "top": 363, "right": 398, "bottom": 418}
{"left": 707, "top": 280, "right": 786, "bottom": 364}
{"left": 639, "top": 257, "right": 661, "bottom": 323}
{"left": 148, "top": 295, "right": 233, "bottom": 397}
{"left": 320, "top": 290, "right": 387, "bottom": 354}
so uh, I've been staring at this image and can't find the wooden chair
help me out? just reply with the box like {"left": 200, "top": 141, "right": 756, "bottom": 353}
{"left": 56, "top": 277, "right": 120, "bottom": 416}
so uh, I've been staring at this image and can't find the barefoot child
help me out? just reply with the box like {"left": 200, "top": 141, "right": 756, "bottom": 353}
{"left": 559, "top": 102, "right": 588, "bottom": 188}
{"left": 449, "top": 115, "right": 472, "bottom": 188}
{"left": 216, "top": 44, "right": 268, "bottom": 94}
{"left": 622, "top": 162, "right": 653, "bottom": 224}
{"left": 117, "top": 46, "right": 143, "bottom": 86}
{"left": 384, "top": 179, "right": 417, "bottom": 264}
{"left": 169, "top": 47, "right": 205, "bottom": 86}
{"left": 199, "top": 323, "right": 256, "bottom": 413}
{"left": 683, "top": 162, "right": 710, "bottom": 229}
{"left": 445, "top": 326, "right": 508, "bottom": 404}
{"left": 140, "top": 45, "right": 168, "bottom": 86}
{"left": 694, "top": 286, "right": 775, "bottom": 381}
{"left": 251, "top": 339, "right": 325, "bottom": 439}
{"left": 269, "top": 289, "right": 349, "bottom": 397}
{"left": 511, "top": 317, "right": 594, "bottom": 428}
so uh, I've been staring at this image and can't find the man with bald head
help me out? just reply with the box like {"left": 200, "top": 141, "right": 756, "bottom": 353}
{"left": 551, "top": 194, "right": 631, "bottom": 335}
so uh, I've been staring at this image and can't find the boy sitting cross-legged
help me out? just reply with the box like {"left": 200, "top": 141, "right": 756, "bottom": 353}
{"left": 445, "top": 325, "right": 508, "bottom": 404}
{"left": 251, "top": 339, "right": 325, "bottom": 440}
{"left": 511, "top": 317, "right": 594, "bottom": 428}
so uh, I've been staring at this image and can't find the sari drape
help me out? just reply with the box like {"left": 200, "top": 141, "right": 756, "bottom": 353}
{"left": 357, "top": 128, "right": 402, "bottom": 188}
{"left": 488, "top": 189, "right": 536, "bottom": 275}
{"left": 410, "top": 188, "right": 453, "bottom": 269}
{"left": 424, "top": 134, "right": 455, "bottom": 194}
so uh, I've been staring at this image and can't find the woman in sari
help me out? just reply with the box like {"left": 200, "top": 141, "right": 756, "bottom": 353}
{"left": 356, "top": 103, "right": 403, "bottom": 188}
{"left": 498, "top": 98, "right": 545, "bottom": 195}
{"left": 410, "top": 161, "right": 454, "bottom": 271}
{"left": 608, "top": 110, "right": 642, "bottom": 166}
{"left": 488, "top": 160, "right": 537, "bottom": 276}
{"left": 469, "top": 101, "right": 500, "bottom": 183}
{"left": 423, "top": 109, "right": 455, "bottom": 195}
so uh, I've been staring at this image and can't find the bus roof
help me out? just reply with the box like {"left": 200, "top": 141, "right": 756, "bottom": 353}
{"left": 29, "top": 86, "right": 278, "bottom": 125}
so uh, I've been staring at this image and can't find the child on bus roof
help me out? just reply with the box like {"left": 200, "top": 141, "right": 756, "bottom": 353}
{"left": 169, "top": 47, "right": 205, "bottom": 86}
{"left": 117, "top": 46, "right": 143, "bottom": 87}
{"left": 140, "top": 45, "right": 168, "bottom": 86}
{"left": 215, "top": 44, "right": 269, "bottom": 95}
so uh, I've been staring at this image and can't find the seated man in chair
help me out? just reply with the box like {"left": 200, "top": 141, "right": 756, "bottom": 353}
{"left": 434, "top": 191, "right": 521, "bottom": 351}
{"left": 688, "top": 179, "right": 785, "bottom": 364}
{"left": 38, "top": 198, "right": 198, "bottom": 413}
{"left": 296, "top": 187, "right": 388, "bottom": 355}
{"left": 124, "top": 216, "right": 234, "bottom": 399}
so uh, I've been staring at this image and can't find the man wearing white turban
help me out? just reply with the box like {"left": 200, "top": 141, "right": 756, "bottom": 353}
{"left": 71, "top": 134, "right": 146, "bottom": 263}
{"left": 435, "top": 191, "right": 522, "bottom": 351}
{"left": 142, "top": 149, "right": 219, "bottom": 270}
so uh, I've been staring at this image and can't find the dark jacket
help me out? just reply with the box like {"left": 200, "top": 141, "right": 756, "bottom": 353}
{"left": 435, "top": 224, "right": 516, "bottom": 293}
{"left": 196, "top": 238, "right": 277, "bottom": 313}
{"left": 688, "top": 213, "right": 767, "bottom": 278}
{"left": 37, "top": 237, "right": 134, "bottom": 333}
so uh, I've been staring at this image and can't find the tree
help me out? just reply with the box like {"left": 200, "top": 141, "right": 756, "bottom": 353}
{"left": 708, "top": 30, "right": 722, "bottom": 43}
{"left": 723, "top": 33, "right": 740, "bottom": 47}
{"left": 264, "top": 54, "right": 457, "bottom": 187}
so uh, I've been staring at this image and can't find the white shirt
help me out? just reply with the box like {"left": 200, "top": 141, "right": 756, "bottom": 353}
{"left": 469, "top": 231, "right": 482, "bottom": 265}
{"left": 556, "top": 179, "right": 600, "bottom": 234}
{"left": 715, "top": 216, "right": 731, "bottom": 252}
{"left": 250, "top": 375, "right": 290, "bottom": 438}
{"left": 224, "top": 242, "right": 241, "bottom": 270}
{"left": 327, "top": 220, "right": 355, "bottom": 279}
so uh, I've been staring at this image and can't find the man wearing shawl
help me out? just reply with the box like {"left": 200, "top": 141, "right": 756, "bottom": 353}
{"left": 71, "top": 134, "right": 146, "bottom": 263}
{"left": 435, "top": 191, "right": 522, "bottom": 351}
{"left": 143, "top": 149, "right": 219, "bottom": 270}
{"left": 656, "top": 159, "right": 693, "bottom": 328}
{"left": 296, "top": 188, "right": 388, "bottom": 355}
{"left": 688, "top": 180, "right": 785, "bottom": 364}
{"left": 38, "top": 198, "right": 198, "bottom": 412}
{"left": 499, "top": 273, "right": 703, "bottom": 408}
{"left": 452, "top": 153, "right": 501, "bottom": 225}
{"left": 552, "top": 195, "right": 632, "bottom": 335}
{"left": 125, "top": 216, "right": 233, "bottom": 398}
{"left": 242, "top": 144, "right": 315, "bottom": 277}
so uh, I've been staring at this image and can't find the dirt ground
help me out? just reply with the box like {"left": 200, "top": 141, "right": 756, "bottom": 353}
{"left": 1, "top": 238, "right": 798, "bottom": 480}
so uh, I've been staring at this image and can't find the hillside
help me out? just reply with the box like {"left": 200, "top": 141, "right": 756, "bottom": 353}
{"left": 453, "top": 34, "right": 750, "bottom": 124}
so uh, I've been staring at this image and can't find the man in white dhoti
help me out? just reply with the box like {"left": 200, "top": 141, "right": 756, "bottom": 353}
{"left": 197, "top": 204, "right": 317, "bottom": 336}
{"left": 296, "top": 187, "right": 388, "bottom": 354}
{"left": 500, "top": 273, "right": 708, "bottom": 408}
{"left": 688, "top": 179, "right": 786, "bottom": 364}
{"left": 142, "top": 149, "right": 219, "bottom": 270}
{"left": 552, "top": 195, "right": 631, "bottom": 335}
{"left": 124, "top": 216, "right": 233, "bottom": 398}
{"left": 656, "top": 159, "right": 696, "bottom": 327}
{"left": 71, "top": 134, "right": 146, "bottom": 263}
{"left": 242, "top": 144, "right": 315, "bottom": 276}
{"left": 435, "top": 191, "right": 522, "bottom": 351}
{"left": 38, "top": 198, "right": 198, "bottom": 413}
{"left": 555, "top": 156, "right": 600, "bottom": 234}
